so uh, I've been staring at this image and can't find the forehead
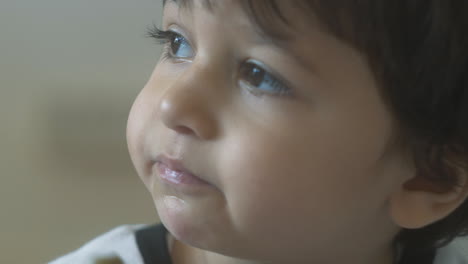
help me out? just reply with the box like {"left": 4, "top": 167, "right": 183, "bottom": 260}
{"left": 163, "top": 0, "right": 321, "bottom": 42}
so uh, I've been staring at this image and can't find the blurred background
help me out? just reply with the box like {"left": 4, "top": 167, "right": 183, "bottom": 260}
{"left": 0, "top": 1, "right": 163, "bottom": 263}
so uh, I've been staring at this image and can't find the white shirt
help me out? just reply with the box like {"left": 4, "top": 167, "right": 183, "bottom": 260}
{"left": 49, "top": 225, "right": 468, "bottom": 264}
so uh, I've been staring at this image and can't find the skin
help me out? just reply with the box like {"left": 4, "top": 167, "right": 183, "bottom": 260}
{"left": 127, "top": 0, "right": 468, "bottom": 263}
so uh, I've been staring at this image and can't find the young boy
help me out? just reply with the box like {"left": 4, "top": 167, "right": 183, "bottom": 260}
{"left": 50, "top": 0, "right": 468, "bottom": 263}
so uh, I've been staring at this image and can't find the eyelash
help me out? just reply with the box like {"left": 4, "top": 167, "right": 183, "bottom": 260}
{"left": 146, "top": 24, "right": 171, "bottom": 45}
{"left": 146, "top": 25, "right": 292, "bottom": 97}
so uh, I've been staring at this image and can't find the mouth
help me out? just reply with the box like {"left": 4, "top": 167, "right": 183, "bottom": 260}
{"left": 154, "top": 154, "right": 213, "bottom": 191}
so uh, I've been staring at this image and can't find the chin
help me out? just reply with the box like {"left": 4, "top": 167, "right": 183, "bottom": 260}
{"left": 156, "top": 200, "right": 228, "bottom": 254}
{"left": 155, "top": 196, "right": 205, "bottom": 245}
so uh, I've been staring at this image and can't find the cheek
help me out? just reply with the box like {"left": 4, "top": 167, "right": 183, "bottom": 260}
{"left": 127, "top": 65, "right": 165, "bottom": 162}
{"left": 219, "top": 129, "right": 318, "bottom": 226}
{"left": 218, "top": 117, "right": 392, "bottom": 237}
{"left": 127, "top": 86, "right": 155, "bottom": 181}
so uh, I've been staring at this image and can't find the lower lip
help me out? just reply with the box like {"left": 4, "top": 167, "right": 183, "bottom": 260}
{"left": 155, "top": 162, "right": 211, "bottom": 190}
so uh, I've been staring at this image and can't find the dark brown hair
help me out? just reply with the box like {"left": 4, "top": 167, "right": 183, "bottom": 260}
{"left": 243, "top": 0, "right": 468, "bottom": 254}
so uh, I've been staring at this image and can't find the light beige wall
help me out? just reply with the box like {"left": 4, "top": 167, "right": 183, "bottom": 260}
{"left": 0, "top": 1, "right": 163, "bottom": 263}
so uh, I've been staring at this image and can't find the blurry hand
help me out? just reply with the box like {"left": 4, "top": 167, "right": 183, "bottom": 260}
{"left": 94, "top": 256, "right": 124, "bottom": 264}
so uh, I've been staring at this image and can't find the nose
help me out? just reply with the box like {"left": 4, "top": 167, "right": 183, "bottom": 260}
{"left": 157, "top": 64, "right": 222, "bottom": 140}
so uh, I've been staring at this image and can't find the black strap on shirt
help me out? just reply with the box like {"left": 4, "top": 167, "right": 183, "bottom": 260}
{"left": 135, "top": 223, "right": 173, "bottom": 264}
{"left": 398, "top": 247, "right": 436, "bottom": 264}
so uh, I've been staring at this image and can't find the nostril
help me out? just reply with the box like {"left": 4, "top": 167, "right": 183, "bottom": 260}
{"left": 173, "top": 125, "right": 194, "bottom": 135}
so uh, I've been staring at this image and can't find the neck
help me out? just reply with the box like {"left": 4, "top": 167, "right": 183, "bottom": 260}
{"left": 169, "top": 235, "right": 396, "bottom": 264}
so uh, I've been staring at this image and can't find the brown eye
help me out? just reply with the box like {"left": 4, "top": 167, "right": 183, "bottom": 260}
{"left": 147, "top": 25, "right": 194, "bottom": 59}
{"left": 239, "top": 60, "right": 291, "bottom": 96}
{"left": 170, "top": 35, "right": 182, "bottom": 55}
{"left": 239, "top": 62, "right": 265, "bottom": 87}
{"left": 147, "top": 26, "right": 194, "bottom": 59}
{"left": 167, "top": 32, "right": 193, "bottom": 58}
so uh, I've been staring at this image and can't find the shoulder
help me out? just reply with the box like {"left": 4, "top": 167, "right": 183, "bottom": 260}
{"left": 434, "top": 236, "right": 468, "bottom": 264}
{"left": 48, "top": 224, "right": 148, "bottom": 264}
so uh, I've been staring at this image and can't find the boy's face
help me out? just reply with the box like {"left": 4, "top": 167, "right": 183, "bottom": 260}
{"left": 127, "top": 0, "right": 409, "bottom": 262}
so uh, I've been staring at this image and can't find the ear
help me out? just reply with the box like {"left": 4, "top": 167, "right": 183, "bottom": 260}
{"left": 389, "top": 165, "right": 468, "bottom": 229}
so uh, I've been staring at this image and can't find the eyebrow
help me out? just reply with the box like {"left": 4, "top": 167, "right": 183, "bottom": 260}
{"left": 163, "top": 0, "right": 215, "bottom": 12}
{"left": 163, "top": 0, "right": 317, "bottom": 72}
